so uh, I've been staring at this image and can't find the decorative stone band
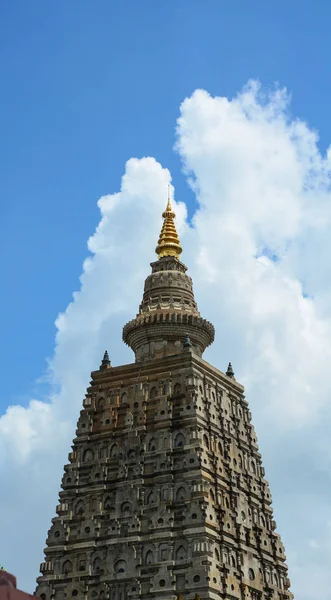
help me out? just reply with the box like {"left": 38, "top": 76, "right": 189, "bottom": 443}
{"left": 123, "top": 311, "right": 215, "bottom": 362}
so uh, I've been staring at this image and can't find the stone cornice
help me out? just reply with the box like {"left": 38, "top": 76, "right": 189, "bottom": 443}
{"left": 90, "top": 350, "right": 244, "bottom": 396}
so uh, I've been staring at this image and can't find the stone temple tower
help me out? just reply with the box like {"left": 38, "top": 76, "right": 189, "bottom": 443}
{"left": 35, "top": 196, "right": 293, "bottom": 600}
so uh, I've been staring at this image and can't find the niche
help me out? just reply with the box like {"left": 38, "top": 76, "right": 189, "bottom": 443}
{"left": 150, "top": 387, "right": 157, "bottom": 400}
{"left": 110, "top": 444, "right": 118, "bottom": 458}
{"left": 175, "top": 487, "right": 186, "bottom": 501}
{"left": 148, "top": 437, "right": 156, "bottom": 452}
{"left": 174, "top": 432, "right": 185, "bottom": 448}
{"left": 83, "top": 449, "right": 94, "bottom": 462}
{"left": 74, "top": 500, "right": 84, "bottom": 515}
{"left": 121, "top": 501, "right": 132, "bottom": 515}
{"left": 145, "top": 550, "right": 153, "bottom": 565}
{"left": 147, "top": 491, "right": 157, "bottom": 505}
{"left": 62, "top": 560, "right": 72, "bottom": 575}
{"left": 175, "top": 545, "right": 186, "bottom": 561}
{"left": 93, "top": 557, "right": 101, "bottom": 573}
{"left": 203, "top": 434, "right": 210, "bottom": 449}
{"left": 174, "top": 383, "right": 181, "bottom": 395}
{"left": 114, "top": 560, "right": 127, "bottom": 574}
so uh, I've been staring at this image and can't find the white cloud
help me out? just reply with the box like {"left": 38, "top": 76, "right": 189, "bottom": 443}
{"left": 1, "top": 81, "right": 331, "bottom": 599}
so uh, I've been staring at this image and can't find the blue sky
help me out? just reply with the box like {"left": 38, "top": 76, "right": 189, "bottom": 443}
{"left": 1, "top": 0, "right": 331, "bottom": 407}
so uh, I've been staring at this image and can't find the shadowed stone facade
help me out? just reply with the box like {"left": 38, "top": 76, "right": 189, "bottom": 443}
{"left": 35, "top": 198, "right": 293, "bottom": 600}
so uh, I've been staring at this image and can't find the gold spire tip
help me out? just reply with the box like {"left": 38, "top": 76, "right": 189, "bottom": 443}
{"left": 155, "top": 187, "right": 182, "bottom": 259}
{"left": 165, "top": 184, "right": 172, "bottom": 212}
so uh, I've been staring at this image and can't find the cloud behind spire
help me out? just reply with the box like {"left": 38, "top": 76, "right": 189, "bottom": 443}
{"left": 1, "top": 82, "right": 331, "bottom": 599}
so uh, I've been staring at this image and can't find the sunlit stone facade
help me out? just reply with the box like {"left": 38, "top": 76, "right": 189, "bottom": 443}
{"left": 36, "top": 197, "right": 293, "bottom": 600}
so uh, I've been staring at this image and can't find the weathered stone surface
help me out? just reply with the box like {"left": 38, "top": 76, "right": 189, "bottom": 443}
{"left": 35, "top": 201, "right": 293, "bottom": 600}
{"left": 123, "top": 257, "right": 214, "bottom": 363}
{"left": 35, "top": 351, "right": 293, "bottom": 600}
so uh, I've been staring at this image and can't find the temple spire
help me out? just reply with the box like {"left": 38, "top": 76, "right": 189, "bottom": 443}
{"left": 155, "top": 186, "right": 182, "bottom": 259}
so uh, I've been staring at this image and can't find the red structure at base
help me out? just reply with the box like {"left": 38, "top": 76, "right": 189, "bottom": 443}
{"left": 0, "top": 571, "right": 38, "bottom": 600}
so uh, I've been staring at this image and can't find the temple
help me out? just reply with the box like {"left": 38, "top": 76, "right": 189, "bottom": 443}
{"left": 35, "top": 192, "right": 293, "bottom": 600}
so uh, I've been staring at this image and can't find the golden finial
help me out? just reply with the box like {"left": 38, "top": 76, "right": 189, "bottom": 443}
{"left": 155, "top": 186, "right": 182, "bottom": 259}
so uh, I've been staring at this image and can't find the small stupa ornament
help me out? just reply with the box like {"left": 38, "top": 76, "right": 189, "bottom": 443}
{"left": 100, "top": 350, "right": 111, "bottom": 370}
{"left": 183, "top": 334, "right": 192, "bottom": 348}
{"left": 155, "top": 186, "right": 182, "bottom": 259}
{"left": 226, "top": 362, "right": 235, "bottom": 378}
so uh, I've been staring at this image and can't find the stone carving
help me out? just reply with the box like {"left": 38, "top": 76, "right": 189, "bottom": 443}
{"left": 36, "top": 199, "right": 293, "bottom": 600}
